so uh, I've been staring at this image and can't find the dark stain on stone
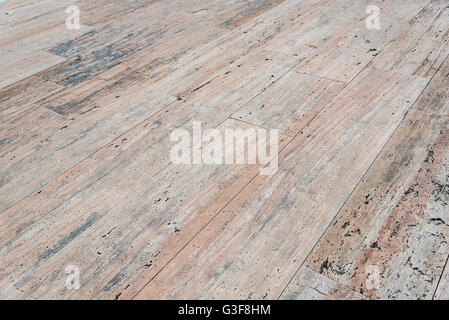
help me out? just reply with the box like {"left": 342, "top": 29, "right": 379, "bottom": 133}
{"left": 319, "top": 258, "right": 329, "bottom": 274}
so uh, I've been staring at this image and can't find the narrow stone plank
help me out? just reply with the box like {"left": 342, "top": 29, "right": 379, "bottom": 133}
{"left": 0, "top": 0, "right": 71, "bottom": 29}
{"left": 369, "top": 0, "right": 449, "bottom": 79}
{"left": 280, "top": 267, "right": 365, "bottom": 300}
{"left": 232, "top": 70, "right": 345, "bottom": 136}
{"left": 0, "top": 76, "right": 63, "bottom": 119}
{"left": 78, "top": 0, "right": 163, "bottom": 26}
{"left": 38, "top": 8, "right": 201, "bottom": 86}
{"left": 0, "top": 0, "right": 93, "bottom": 68}
{"left": 135, "top": 68, "right": 429, "bottom": 299}
{"left": 0, "top": 51, "right": 66, "bottom": 89}
{"left": 304, "top": 58, "right": 449, "bottom": 299}
{"left": 146, "top": 0, "right": 310, "bottom": 101}
{"left": 0, "top": 106, "right": 65, "bottom": 160}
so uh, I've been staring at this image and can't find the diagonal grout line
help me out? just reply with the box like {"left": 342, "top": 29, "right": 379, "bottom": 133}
{"left": 277, "top": 42, "right": 449, "bottom": 301}
{"left": 293, "top": 70, "right": 347, "bottom": 84}
{"left": 229, "top": 116, "right": 280, "bottom": 133}
{"left": 433, "top": 254, "right": 449, "bottom": 300}
{"left": 0, "top": 76, "right": 66, "bottom": 122}
{"left": 431, "top": 51, "right": 449, "bottom": 299}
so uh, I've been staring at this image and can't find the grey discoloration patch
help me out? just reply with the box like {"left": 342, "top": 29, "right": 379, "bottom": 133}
{"left": 37, "top": 212, "right": 99, "bottom": 262}
{"left": 43, "top": 28, "right": 168, "bottom": 87}
{"left": 104, "top": 272, "right": 125, "bottom": 292}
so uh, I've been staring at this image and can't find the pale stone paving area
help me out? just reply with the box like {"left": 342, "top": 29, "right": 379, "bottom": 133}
{"left": 0, "top": 0, "right": 448, "bottom": 300}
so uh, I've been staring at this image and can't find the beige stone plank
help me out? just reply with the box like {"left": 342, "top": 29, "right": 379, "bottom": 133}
{"left": 304, "top": 58, "right": 449, "bottom": 299}
{"left": 0, "top": 0, "right": 67, "bottom": 28}
{"left": 36, "top": 6, "right": 211, "bottom": 87}
{"left": 179, "top": 0, "right": 302, "bottom": 31}
{"left": 0, "top": 50, "right": 298, "bottom": 298}
{"left": 135, "top": 68, "right": 429, "bottom": 300}
{"left": 369, "top": 0, "right": 449, "bottom": 79}
{"left": 0, "top": 0, "right": 72, "bottom": 26}
{"left": 0, "top": 76, "right": 64, "bottom": 120}
{"left": 0, "top": 51, "right": 66, "bottom": 89}
{"left": 232, "top": 70, "right": 345, "bottom": 137}
{"left": 0, "top": 0, "right": 159, "bottom": 29}
{"left": 280, "top": 267, "right": 365, "bottom": 300}
{"left": 0, "top": 106, "right": 66, "bottom": 159}
{"left": 78, "top": 0, "right": 163, "bottom": 26}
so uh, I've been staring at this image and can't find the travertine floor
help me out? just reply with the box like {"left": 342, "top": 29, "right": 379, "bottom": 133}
{"left": 0, "top": 0, "right": 448, "bottom": 300}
